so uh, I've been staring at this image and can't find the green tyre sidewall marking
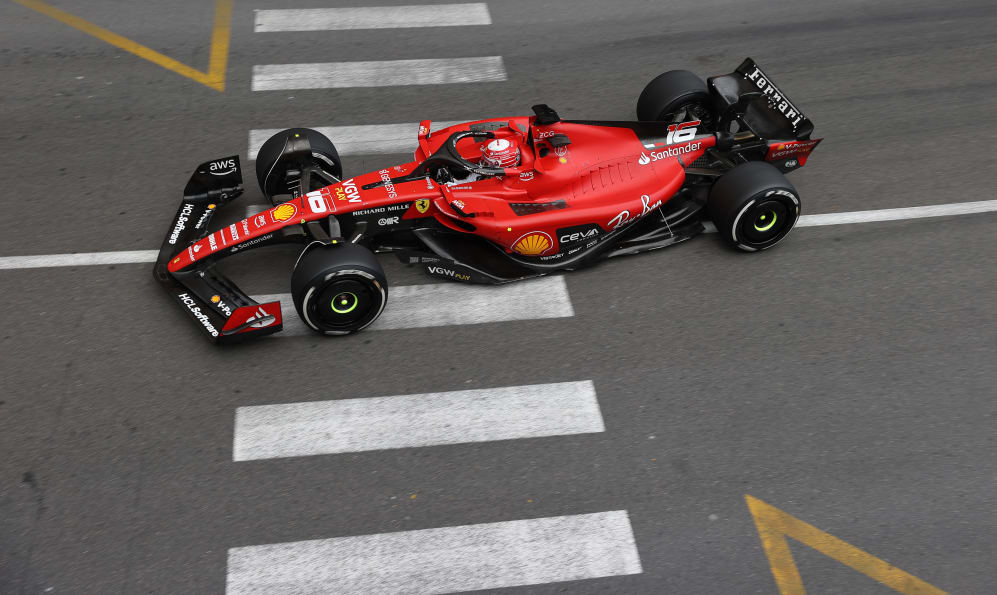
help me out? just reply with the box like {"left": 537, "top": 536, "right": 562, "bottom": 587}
{"left": 331, "top": 292, "right": 358, "bottom": 314}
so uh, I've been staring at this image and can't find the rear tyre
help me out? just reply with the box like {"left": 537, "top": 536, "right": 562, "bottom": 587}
{"left": 708, "top": 162, "right": 800, "bottom": 252}
{"left": 291, "top": 243, "right": 388, "bottom": 335}
{"left": 255, "top": 128, "right": 343, "bottom": 203}
{"left": 636, "top": 70, "right": 715, "bottom": 129}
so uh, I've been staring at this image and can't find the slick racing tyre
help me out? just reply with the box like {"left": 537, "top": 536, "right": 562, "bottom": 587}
{"left": 636, "top": 70, "right": 715, "bottom": 129}
{"left": 255, "top": 128, "right": 343, "bottom": 203}
{"left": 708, "top": 162, "right": 800, "bottom": 252}
{"left": 291, "top": 243, "right": 388, "bottom": 335}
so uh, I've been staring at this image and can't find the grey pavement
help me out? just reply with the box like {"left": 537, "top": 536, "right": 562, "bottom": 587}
{"left": 1, "top": 0, "right": 996, "bottom": 593}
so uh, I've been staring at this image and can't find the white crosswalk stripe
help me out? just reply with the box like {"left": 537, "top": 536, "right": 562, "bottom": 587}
{"left": 3, "top": 199, "right": 997, "bottom": 270}
{"left": 233, "top": 380, "right": 603, "bottom": 460}
{"left": 248, "top": 121, "right": 461, "bottom": 159}
{"left": 254, "top": 4, "right": 492, "bottom": 32}
{"left": 225, "top": 510, "right": 642, "bottom": 594}
{"left": 258, "top": 275, "right": 573, "bottom": 336}
{"left": 251, "top": 57, "right": 506, "bottom": 91}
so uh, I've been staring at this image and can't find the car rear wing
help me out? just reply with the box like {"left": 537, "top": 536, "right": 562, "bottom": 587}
{"left": 708, "top": 58, "right": 815, "bottom": 141}
{"left": 153, "top": 156, "right": 283, "bottom": 342}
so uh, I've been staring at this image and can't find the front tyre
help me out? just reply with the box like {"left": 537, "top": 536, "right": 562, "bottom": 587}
{"left": 707, "top": 162, "right": 800, "bottom": 252}
{"left": 291, "top": 243, "right": 388, "bottom": 335}
{"left": 255, "top": 128, "right": 343, "bottom": 203}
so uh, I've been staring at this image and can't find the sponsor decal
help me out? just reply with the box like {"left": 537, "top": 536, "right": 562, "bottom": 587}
{"left": 168, "top": 203, "right": 194, "bottom": 245}
{"left": 427, "top": 266, "right": 471, "bottom": 281}
{"left": 558, "top": 225, "right": 601, "bottom": 245}
{"left": 253, "top": 214, "right": 267, "bottom": 229}
{"left": 519, "top": 171, "right": 535, "bottom": 181}
{"left": 377, "top": 216, "right": 400, "bottom": 226}
{"left": 335, "top": 178, "right": 361, "bottom": 203}
{"left": 229, "top": 224, "right": 239, "bottom": 241}
{"left": 230, "top": 233, "right": 273, "bottom": 253}
{"left": 241, "top": 219, "right": 250, "bottom": 235}
{"left": 187, "top": 245, "right": 195, "bottom": 260}
{"left": 639, "top": 141, "right": 702, "bottom": 165}
{"left": 425, "top": 177, "right": 434, "bottom": 190}
{"left": 608, "top": 194, "right": 662, "bottom": 229}
{"left": 178, "top": 293, "right": 219, "bottom": 337}
{"left": 378, "top": 169, "right": 398, "bottom": 199}
{"left": 272, "top": 203, "right": 297, "bottom": 222}
{"left": 451, "top": 199, "right": 467, "bottom": 211}
{"left": 208, "top": 233, "right": 218, "bottom": 251}
{"left": 193, "top": 244, "right": 201, "bottom": 253}
{"left": 208, "top": 158, "right": 236, "bottom": 176}
{"left": 766, "top": 139, "right": 820, "bottom": 160}
{"left": 535, "top": 130, "right": 556, "bottom": 139}
{"left": 418, "top": 124, "right": 428, "bottom": 136}
{"left": 743, "top": 66, "right": 805, "bottom": 129}
{"left": 210, "top": 295, "right": 232, "bottom": 316}
{"left": 353, "top": 203, "right": 409, "bottom": 217}
{"left": 512, "top": 231, "right": 553, "bottom": 256}
{"left": 194, "top": 207, "right": 213, "bottom": 230}
{"left": 554, "top": 145, "right": 568, "bottom": 157}
{"left": 785, "top": 159, "right": 798, "bottom": 168}
{"left": 540, "top": 252, "right": 564, "bottom": 261}
{"left": 415, "top": 199, "right": 431, "bottom": 214}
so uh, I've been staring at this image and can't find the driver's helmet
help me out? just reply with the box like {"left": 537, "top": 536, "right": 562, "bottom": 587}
{"left": 481, "top": 138, "right": 520, "bottom": 168}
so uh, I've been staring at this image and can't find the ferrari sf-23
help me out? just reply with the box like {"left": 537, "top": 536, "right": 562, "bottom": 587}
{"left": 154, "top": 58, "right": 822, "bottom": 342}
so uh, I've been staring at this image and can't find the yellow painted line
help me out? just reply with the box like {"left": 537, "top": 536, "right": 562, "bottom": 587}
{"left": 745, "top": 495, "right": 947, "bottom": 595}
{"left": 10, "top": 0, "right": 232, "bottom": 92}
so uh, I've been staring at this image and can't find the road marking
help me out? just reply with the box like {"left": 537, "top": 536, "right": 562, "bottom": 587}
{"left": 257, "top": 275, "right": 574, "bottom": 336}
{"left": 225, "top": 510, "right": 641, "bottom": 594}
{"left": 233, "top": 380, "right": 601, "bottom": 460}
{"left": 746, "top": 495, "right": 947, "bottom": 595}
{"left": 254, "top": 4, "right": 492, "bottom": 32}
{"left": 251, "top": 57, "right": 507, "bottom": 91}
{"left": 0, "top": 250, "right": 159, "bottom": 270}
{"left": 702, "top": 199, "right": 997, "bottom": 234}
{"left": 249, "top": 121, "right": 462, "bottom": 159}
{"left": 795, "top": 199, "right": 997, "bottom": 227}
{"left": 3, "top": 199, "right": 996, "bottom": 271}
{"left": 11, "top": 0, "right": 232, "bottom": 92}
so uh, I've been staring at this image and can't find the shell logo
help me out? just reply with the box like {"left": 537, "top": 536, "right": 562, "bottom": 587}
{"left": 272, "top": 203, "right": 297, "bottom": 222}
{"left": 512, "top": 232, "right": 553, "bottom": 256}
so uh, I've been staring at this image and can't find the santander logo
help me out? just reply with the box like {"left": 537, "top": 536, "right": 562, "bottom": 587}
{"left": 638, "top": 153, "right": 651, "bottom": 165}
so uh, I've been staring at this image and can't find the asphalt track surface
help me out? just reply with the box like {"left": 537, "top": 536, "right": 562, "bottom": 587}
{"left": 1, "top": 0, "right": 996, "bottom": 593}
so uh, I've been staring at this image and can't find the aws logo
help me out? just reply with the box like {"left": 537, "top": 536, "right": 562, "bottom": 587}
{"left": 208, "top": 158, "right": 236, "bottom": 176}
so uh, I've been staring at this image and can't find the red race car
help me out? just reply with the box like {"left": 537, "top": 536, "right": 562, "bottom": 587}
{"left": 155, "top": 58, "right": 822, "bottom": 341}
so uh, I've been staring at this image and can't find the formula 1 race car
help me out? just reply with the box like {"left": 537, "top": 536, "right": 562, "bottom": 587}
{"left": 155, "top": 58, "right": 822, "bottom": 342}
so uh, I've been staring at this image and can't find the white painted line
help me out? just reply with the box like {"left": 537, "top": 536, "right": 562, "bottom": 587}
{"left": 254, "top": 4, "right": 491, "bottom": 32}
{"left": 225, "top": 510, "right": 642, "bottom": 594}
{"left": 258, "top": 275, "right": 574, "bottom": 336}
{"left": 248, "top": 121, "right": 462, "bottom": 159}
{"left": 795, "top": 200, "right": 997, "bottom": 227}
{"left": 251, "top": 57, "right": 506, "bottom": 91}
{"left": 0, "top": 250, "right": 158, "bottom": 270}
{"left": 233, "top": 380, "right": 602, "bottom": 460}
{"left": 3, "top": 200, "right": 996, "bottom": 271}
